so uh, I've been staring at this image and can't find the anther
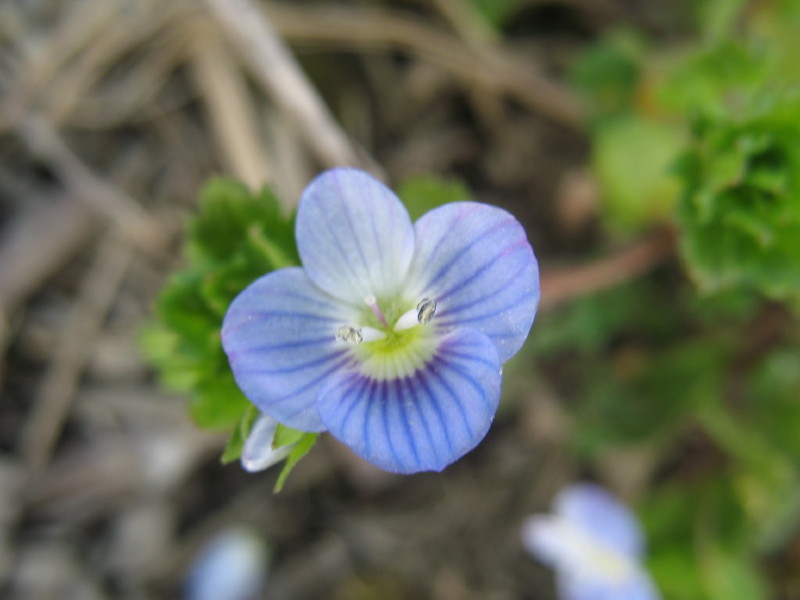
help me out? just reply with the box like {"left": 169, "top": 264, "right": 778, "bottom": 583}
{"left": 335, "top": 325, "right": 363, "bottom": 344}
{"left": 335, "top": 324, "right": 386, "bottom": 344}
{"left": 394, "top": 297, "right": 438, "bottom": 331}
{"left": 416, "top": 298, "right": 437, "bottom": 324}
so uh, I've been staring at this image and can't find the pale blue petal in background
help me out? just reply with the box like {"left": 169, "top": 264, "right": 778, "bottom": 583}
{"left": 185, "top": 527, "right": 268, "bottom": 600}
{"left": 555, "top": 483, "right": 644, "bottom": 559}
{"left": 317, "top": 328, "right": 502, "bottom": 473}
{"left": 295, "top": 168, "right": 416, "bottom": 304}
{"left": 404, "top": 202, "right": 539, "bottom": 363}
{"left": 560, "top": 568, "right": 661, "bottom": 600}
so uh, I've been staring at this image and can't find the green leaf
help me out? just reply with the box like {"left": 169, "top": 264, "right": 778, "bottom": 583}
{"left": 593, "top": 115, "right": 684, "bottom": 231}
{"left": 189, "top": 178, "right": 298, "bottom": 267}
{"left": 221, "top": 404, "right": 259, "bottom": 464}
{"left": 468, "top": 0, "right": 527, "bottom": 28}
{"left": 700, "top": 548, "right": 768, "bottom": 600}
{"left": 274, "top": 433, "right": 318, "bottom": 493}
{"left": 396, "top": 174, "right": 470, "bottom": 221}
{"left": 272, "top": 423, "right": 307, "bottom": 449}
{"left": 190, "top": 373, "right": 251, "bottom": 430}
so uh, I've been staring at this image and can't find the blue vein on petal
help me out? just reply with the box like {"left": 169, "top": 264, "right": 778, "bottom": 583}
{"left": 319, "top": 202, "right": 365, "bottom": 295}
{"left": 333, "top": 373, "right": 366, "bottom": 435}
{"left": 333, "top": 175, "right": 370, "bottom": 283}
{"left": 418, "top": 205, "right": 475, "bottom": 269}
{"left": 428, "top": 220, "right": 518, "bottom": 288}
{"left": 443, "top": 291, "right": 535, "bottom": 327}
{"left": 415, "top": 369, "right": 454, "bottom": 454}
{"left": 444, "top": 258, "right": 533, "bottom": 316}
{"left": 437, "top": 357, "right": 493, "bottom": 412}
{"left": 408, "top": 373, "right": 439, "bottom": 466}
{"left": 239, "top": 336, "right": 332, "bottom": 353}
{"left": 427, "top": 358, "right": 475, "bottom": 438}
{"left": 441, "top": 238, "right": 529, "bottom": 300}
{"left": 275, "top": 356, "right": 354, "bottom": 406}
{"left": 237, "top": 352, "right": 343, "bottom": 375}
{"left": 397, "top": 376, "right": 421, "bottom": 467}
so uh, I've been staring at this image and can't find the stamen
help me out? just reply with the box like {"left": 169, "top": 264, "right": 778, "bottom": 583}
{"left": 364, "top": 294, "right": 389, "bottom": 328}
{"left": 335, "top": 325, "right": 363, "bottom": 344}
{"left": 416, "top": 298, "right": 437, "bottom": 324}
{"left": 335, "top": 324, "right": 386, "bottom": 344}
{"left": 394, "top": 297, "right": 438, "bottom": 331}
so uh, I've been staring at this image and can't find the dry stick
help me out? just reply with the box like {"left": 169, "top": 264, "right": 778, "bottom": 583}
{"left": 0, "top": 198, "right": 96, "bottom": 313}
{"left": 21, "top": 235, "right": 134, "bottom": 471}
{"left": 203, "top": 0, "right": 373, "bottom": 173}
{"left": 266, "top": 4, "right": 584, "bottom": 130}
{"left": 539, "top": 228, "right": 677, "bottom": 310}
{"left": 189, "top": 25, "right": 272, "bottom": 191}
{"left": 17, "top": 117, "right": 168, "bottom": 254}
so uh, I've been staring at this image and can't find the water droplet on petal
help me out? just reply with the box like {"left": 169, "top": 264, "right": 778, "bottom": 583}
{"left": 416, "top": 298, "right": 437, "bottom": 323}
{"left": 335, "top": 324, "right": 363, "bottom": 344}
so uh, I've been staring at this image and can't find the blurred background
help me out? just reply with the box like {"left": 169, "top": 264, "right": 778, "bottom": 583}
{"left": 1, "top": 0, "right": 799, "bottom": 598}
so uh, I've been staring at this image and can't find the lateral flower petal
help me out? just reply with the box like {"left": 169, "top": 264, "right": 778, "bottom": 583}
{"left": 316, "top": 328, "right": 501, "bottom": 474}
{"left": 295, "top": 168, "right": 416, "bottom": 304}
{"left": 222, "top": 267, "right": 357, "bottom": 432}
{"left": 404, "top": 202, "right": 539, "bottom": 363}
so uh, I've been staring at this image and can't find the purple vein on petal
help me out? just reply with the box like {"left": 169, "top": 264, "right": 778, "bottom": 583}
{"left": 426, "top": 219, "right": 518, "bottom": 290}
{"left": 414, "top": 369, "right": 454, "bottom": 455}
{"left": 443, "top": 257, "right": 534, "bottom": 316}
{"left": 440, "top": 237, "right": 530, "bottom": 300}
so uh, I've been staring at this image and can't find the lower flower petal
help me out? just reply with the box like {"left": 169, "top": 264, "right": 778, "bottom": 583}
{"left": 404, "top": 202, "right": 539, "bottom": 363}
{"left": 222, "top": 267, "right": 356, "bottom": 432}
{"left": 559, "top": 568, "right": 661, "bottom": 600}
{"left": 316, "top": 328, "right": 501, "bottom": 474}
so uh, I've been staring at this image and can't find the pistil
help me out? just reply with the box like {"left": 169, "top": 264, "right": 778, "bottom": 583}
{"left": 364, "top": 294, "right": 389, "bottom": 328}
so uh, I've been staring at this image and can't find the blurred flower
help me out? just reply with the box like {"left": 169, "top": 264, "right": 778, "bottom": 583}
{"left": 223, "top": 167, "right": 539, "bottom": 473}
{"left": 185, "top": 527, "right": 268, "bottom": 600}
{"left": 521, "top": 483, "right": 661, "bottom": 600}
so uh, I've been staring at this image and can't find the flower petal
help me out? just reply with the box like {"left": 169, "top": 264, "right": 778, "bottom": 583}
{"left": 295, "top": 168, "right": 415, "bottom": 304}
{"left": 559, "top": 568, "right": 661, "bottom": 600}
{"left": 316, "top": 328, "right": 501, "bottom": 473}
{"left": 240, "top": 413, "right": 293, "bottom": 472}
{"left": 222, "top": 267, "right": 357, "bottom": 432}
{"left": 556, "top": 483, "right": 645, "bottom": 559}
{"left": 185, "top": 527, "right": 268, "bottom": 600}
{"left": 404, "top": 202, "right": 539, "bottom": 363}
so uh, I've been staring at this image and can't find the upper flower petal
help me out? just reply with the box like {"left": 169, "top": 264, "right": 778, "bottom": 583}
{"left": 316, "top": 327, "right": 502, "bottom": 474}
{"left": 222, "top": 267, "right": 357, "bottom": 432}
{"left": 404, "top": 202, "right": 539, "bottom": 363}
{"left": 555, "top": 483, "right": 645, "bottom": 559}
{"left": 295, "top": 168, "right": 416, "bottom": 304}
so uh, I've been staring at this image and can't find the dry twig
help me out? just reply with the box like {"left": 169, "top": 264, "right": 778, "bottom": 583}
{"left": 20, "top": 235, "right": 134, "bottom": 471}
{"left": 539, "top": 228, "right": 677, "bottom": 309}
{"left": 203, "top": 0, "right": 377, "bottom": 175}
{"left": 266, "top": 3, "right": 584, "bottom": 129}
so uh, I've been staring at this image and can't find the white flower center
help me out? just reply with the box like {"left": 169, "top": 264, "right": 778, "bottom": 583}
{"left": 334, "top": 295, "right": 439, "bottom": 344}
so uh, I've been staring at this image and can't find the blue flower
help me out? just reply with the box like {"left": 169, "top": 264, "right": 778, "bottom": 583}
{"left": 185, "top": 527, "right": 268, "bottom": 600}
{"left": 222, "top": 168, "right": 539, "bottom": 474}
{"left": 522, "top": 483, "right": 661, "bottom": 600}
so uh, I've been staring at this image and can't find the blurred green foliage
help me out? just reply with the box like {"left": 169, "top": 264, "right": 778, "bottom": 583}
{"left": 141, "top": 173, "right": 467, "bottom": 489}
{"left": 539, "top": 1, "right": 800, "bottom": 596}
